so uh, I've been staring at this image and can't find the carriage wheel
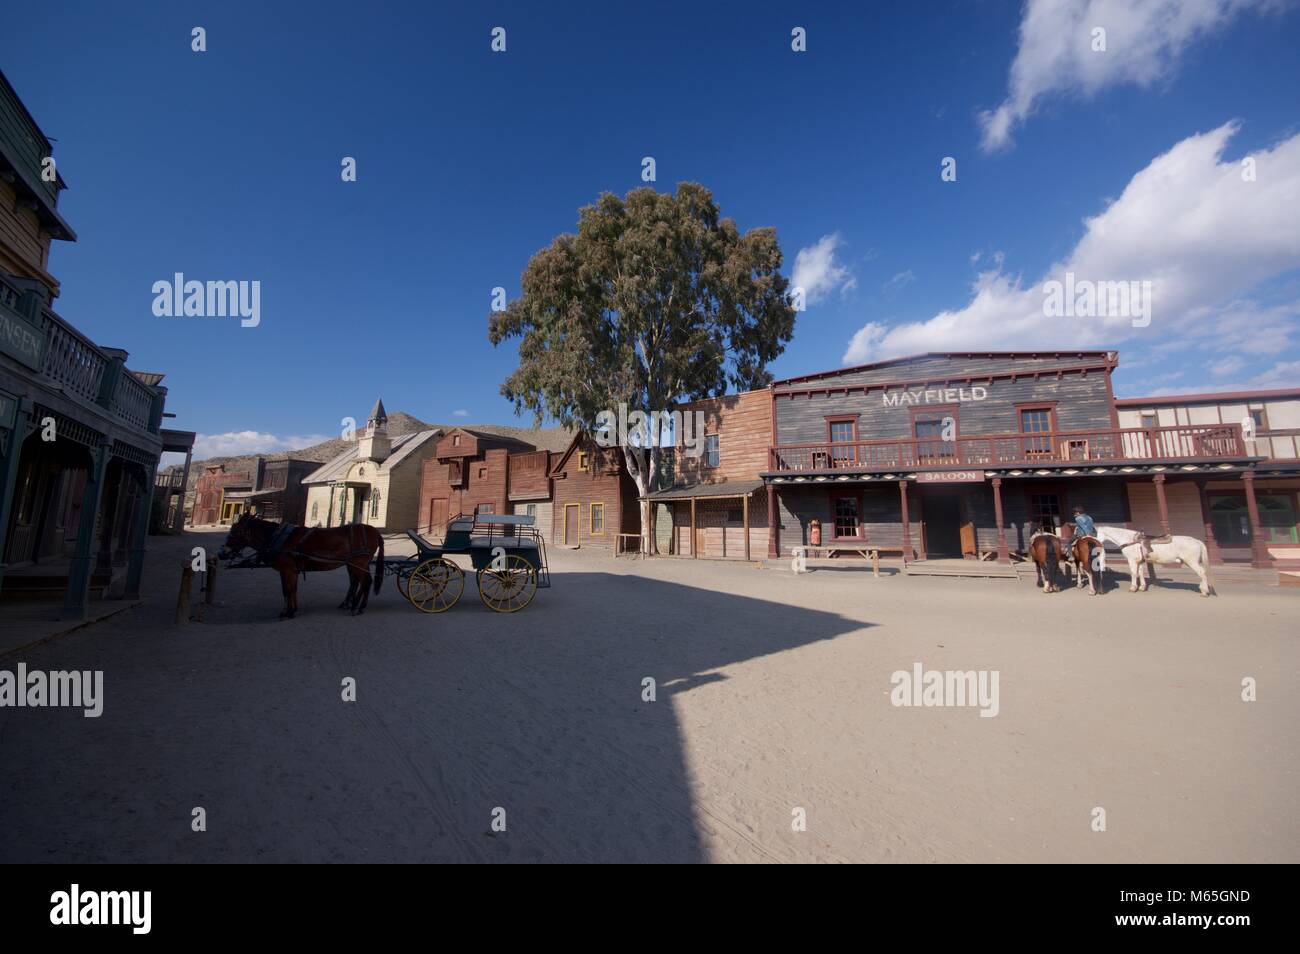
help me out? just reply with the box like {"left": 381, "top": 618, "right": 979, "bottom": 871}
{"left": 476, "top": 555, "right": 539, "bottom": 613}
{"left": 407, "top": 558, "right": 464, "bottom": 613}
{"left": 395, "top": 566, "right": 410, "bottom": 598}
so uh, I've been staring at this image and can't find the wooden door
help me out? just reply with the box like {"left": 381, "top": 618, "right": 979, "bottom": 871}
{"left": 960, "top": 521, "right": 977, "bottom": 556}
{"left": 564, "top": 503, "right": 579, "bottom": 545}
{"left": 429, "top": 498, "right": 448, "bottom": 538}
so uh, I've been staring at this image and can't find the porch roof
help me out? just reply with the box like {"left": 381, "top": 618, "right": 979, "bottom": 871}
{"left": 645, "top": 479, "right": 763, "bottom": 501}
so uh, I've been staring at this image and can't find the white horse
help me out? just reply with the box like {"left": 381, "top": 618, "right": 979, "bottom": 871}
{"left": 1095, "top": 525, "right": 1215, "bottom": 597}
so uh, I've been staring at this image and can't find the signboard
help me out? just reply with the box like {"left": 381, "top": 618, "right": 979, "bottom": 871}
{"left": 0, "top": 388, "right": 17, "bottom": 431}
{"left": 0, "top": 308, "right": 45, "bottom": 371}
{"left": 917, "top": 470, "right": 985, "bottom": 484}
{"left": 883, "top": 385, "right": 988, "bottom": 408}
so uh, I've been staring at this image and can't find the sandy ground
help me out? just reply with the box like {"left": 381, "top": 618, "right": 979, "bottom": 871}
{"left": 0, "top": 528, "right": 1296, "bottom": 863}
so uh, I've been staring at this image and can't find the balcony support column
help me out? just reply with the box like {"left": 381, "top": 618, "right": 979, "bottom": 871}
{"left": 898, "top": 478, "right": 912, "bottom": 563}
{"left": 1196, "top": 479, "right": 1224, "bottom": 566}
{"left": 1242, "top": 471, "right": 1272, "bottom": 568}
{"left": 1153, "top": 474, "right": 1171, "bottom": 536}
{"left": 64, "top": 441, "right": 111, "bottom": 620}
{"left": 992, "top": 477, "right": 1010, "bottom": 564}
{"left": 767, "top": 484, "right": 778, "bottom": 558}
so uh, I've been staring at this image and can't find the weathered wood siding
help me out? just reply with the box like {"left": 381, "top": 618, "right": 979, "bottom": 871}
{"left": 774, "top": 355, "right": 1115, "bottom": 446}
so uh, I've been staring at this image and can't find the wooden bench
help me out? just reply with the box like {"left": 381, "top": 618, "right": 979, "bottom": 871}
{"left": 792, "top": 544, "right": 904, "bottom": 577}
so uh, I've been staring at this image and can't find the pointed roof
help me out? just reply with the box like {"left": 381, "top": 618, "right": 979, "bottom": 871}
{"left": 368, "top": 398, "right": 387, "bottom": 423}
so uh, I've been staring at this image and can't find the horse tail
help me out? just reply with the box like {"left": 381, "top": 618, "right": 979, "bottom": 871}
{"left": 373, "top": 531, "right": 384, "bottom": 594}
{"left": 1201, "top": 540, "right": 1214, "bottom": 593}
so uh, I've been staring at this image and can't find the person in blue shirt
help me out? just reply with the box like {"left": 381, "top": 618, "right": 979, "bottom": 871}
{"left": 1070, "top": 505, "right": 1097, "bottom": 541}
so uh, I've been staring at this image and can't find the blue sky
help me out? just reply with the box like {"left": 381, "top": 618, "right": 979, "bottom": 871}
{"left": 4, "top": 1, "right": 1299, "bottom": 458}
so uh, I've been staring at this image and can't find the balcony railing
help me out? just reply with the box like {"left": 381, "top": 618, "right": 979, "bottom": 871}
{"left": 1247, "top": 429, "right": 1300, "bottom": 461}
{"left": 768, "top": 424, "right": 1251, "bottom": 473}
{"left": 0, "top": 272, "right": 160, "bottom": 436}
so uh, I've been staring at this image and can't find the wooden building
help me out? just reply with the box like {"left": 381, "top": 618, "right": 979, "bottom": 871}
{"left": 551, "top": 434, "right": 640, "bottom": 548}
{"left": 761, "top": 351, "right": 1263, "bottom": 564}
{"left": 645, "top": 389, "right": 772, "bottom": 559}
{"left": 1115, "top": 388, "right": 1300, "bottom": 567}
{"left": 0, "top": 69, "right": 190, "bottom": 615}
{"left": 191, "top": 462, "right": 255, "bottom": 526}
{"left": 419, "top": 427, "right": 539, "bottom": 534}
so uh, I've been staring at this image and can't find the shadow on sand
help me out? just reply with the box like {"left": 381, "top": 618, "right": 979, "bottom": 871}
{"left": 0, "top": 567, "right": 870, "bottom": 863}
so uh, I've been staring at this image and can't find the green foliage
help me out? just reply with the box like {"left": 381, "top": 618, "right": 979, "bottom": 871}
{"left": 489, "top": 182, "right": 796, "bottom": 431}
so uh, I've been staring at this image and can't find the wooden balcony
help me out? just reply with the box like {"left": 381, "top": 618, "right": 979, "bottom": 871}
{"left": 1, "top": 272, "right": 162, "bottom": 437}
{"left": 1248, "top": 430, "right": 1300, "bottom": 462}
{"left": 768, "top": 424, "right": 1252, "bottom": 473}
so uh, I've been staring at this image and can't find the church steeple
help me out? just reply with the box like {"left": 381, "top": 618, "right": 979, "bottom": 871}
{"left": 358, "top": 397, "right": 391, "bottom": 461}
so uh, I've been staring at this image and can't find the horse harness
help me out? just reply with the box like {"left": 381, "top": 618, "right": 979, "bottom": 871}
{"left": 257, "top": 523, "right": 374, "bottom": 570}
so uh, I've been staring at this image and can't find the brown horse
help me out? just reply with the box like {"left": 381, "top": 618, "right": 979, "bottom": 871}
{"left": 1028, "top": 530, "right": 1064, "bottom": 593}
{"left": 218, "top": 514, "right": 384, "bottom": 618}
{"left": 1067, "top": 535, "right": 1103, "bottom": 595}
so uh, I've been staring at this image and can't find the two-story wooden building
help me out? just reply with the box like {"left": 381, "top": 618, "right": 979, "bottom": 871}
{"left": 1115, "top": 387, "right": 1300, "bottom": 567}
{"left": 645, "top": 389, "right": 773, "bottom": 559}
{"left": 761, "top": 351, "right": 1262, "bottom": 565}
{"left": 0, "top": 69, "right": 190, "bottom": 615}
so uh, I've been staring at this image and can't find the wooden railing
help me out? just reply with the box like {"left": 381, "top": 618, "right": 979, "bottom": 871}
{"left": 40, "top": 309, "right": 109, "bottom": 404}
{"left": 768, "top": 423, "right": 1250, "bottom": 472}
{"left": 1248, "top": 429, "right": 1300, "bottom": 461}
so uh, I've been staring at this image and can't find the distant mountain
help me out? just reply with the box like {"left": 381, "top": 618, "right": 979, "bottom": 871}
{"left": 169, "top": 412, "right": 573, "bottom": 493}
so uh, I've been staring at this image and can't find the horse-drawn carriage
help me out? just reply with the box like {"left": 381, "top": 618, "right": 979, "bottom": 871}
{"left": 218, "top": 509, "right": 549, "bottom": 617}
{"left": 384, "top": 512, "right": 550, "bottom": 613}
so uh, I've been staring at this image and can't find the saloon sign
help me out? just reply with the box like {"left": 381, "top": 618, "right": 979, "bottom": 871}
{"left": 917, "top": 470, "right": 985, "bottom": 483}
{"left": 883, "top": 385, "right": 987, "bottom": 407}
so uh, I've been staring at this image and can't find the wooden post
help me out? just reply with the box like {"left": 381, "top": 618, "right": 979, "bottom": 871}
{"left": 742, "top": 493, "right": 750, "bottom": 562}
{"left": 1153, "top": 474, "right": 1171, "bottom": 536}
{"left": 1196, "top": 479, "right": 1223, "bottom": 565}
{"left": 767, "top": 484, "right": 779, "bottom": 558}
{"left": 175, "top": 563, "right": 194, "bottom": 624}
{"left": 1242, "top": 471, "right": 1271, "bottom": 568}
{"left": 690, "top": 497, "right": 698, "bottom": 558}
{"left": 992, "top": 477, "right": 1010, "bottom": 563}
{"left": 871, "top": 548, "right": 880, "bottom": 578}
{"left": 898, "top": 479, "right": 912, "bottom": 563}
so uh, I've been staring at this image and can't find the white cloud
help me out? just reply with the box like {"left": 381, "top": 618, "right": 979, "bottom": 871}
{"left": 843, "top": 123, "right": 1300, "bottom": 364}
{"left": 1144, "top": 358, "right": 1300, "bottom": 395}
{"left": 792, "top": 233, "right": 856, "bottom": 305}
{"left": 1210, "top": 355, "right": 1247, "bottom": 376}
{"left": 979, "top": 0, "right": 1279, "bottom": 152}
{"left": 193, "top": 430, "right": 331, "bottom": 459}
{"left": 452, "top": 409, "right": 469, "bottom": 417}
{"left": 883, "top": 270, "right": 916, "bottom": 296}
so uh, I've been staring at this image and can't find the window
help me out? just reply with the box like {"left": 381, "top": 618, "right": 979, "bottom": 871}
{"left": 1249, "top": 408, "right": 1267, "bottom": 430}
{"left": 1210, "top": 495, "right": 1250, "bottom": 546}
{"left": 828, "top": 418, "right": 857, "bottom": 467}
{"left": 1019, "top": 407, "right": 1054, "bottom": 458}
{"left": 579, "top": 452, "right": 590, "bottom": 471}
{"left": 915, "top": 417, "right": 956, "bottom": 462}
{"left": 1211, "top": 493, "right": 1298, "bottom": 545}
{"left": 833, "top": 496, "right": 860, "bottom": 538}
{"left": 590, "top": 503, "right": 605, "bottom": 535}
{"left": 478, "top": 503, "right": 494, "bottom": 514}
{"left": 524, "top": 503, "right": 536, "bottom": 517}
{"left": 338, "top": 492, "right": 348, "bottom": 522}
{"left": 1028, "top": 493, "right": 1063, "bottom": 534}
{"left": 453, "top": 434, "right": 461, "bottom": 446}
{"left": 311, "top": 501, "right": 319, "bottom": 521}
{"left": 1140, "top": 412, "right": 1158, "bottom": 429}
{"left": 478, "top": 466, "right": 487, "bottom": 479}
{"left": 369, "top": 490, "right": 381, "bottom": 518}
{"left": 704, "top": 434, "right": 720, "bottom": 468}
